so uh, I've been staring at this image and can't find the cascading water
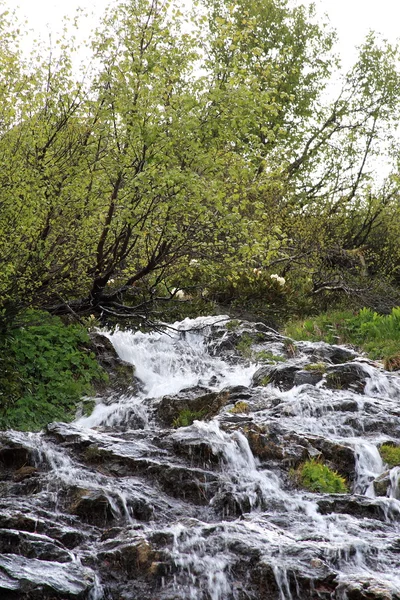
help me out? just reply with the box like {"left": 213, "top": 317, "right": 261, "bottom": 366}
{"left": 1, "top": 315, "right": 400, "bottom": 600}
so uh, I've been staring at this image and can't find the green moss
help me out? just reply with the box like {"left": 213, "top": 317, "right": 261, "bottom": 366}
{"left": 172, "top": 409, "right": 206, "bottom": 428}
{"left": 292, "top": 459, "right": 348, "bottom": 494}
{"left": 379, "top": 444, "right": 400, "bottom": 467}
{"left": 304, "top": 362, "right": 326, "bottom": 372}
{"left": 229, "top": 401, "right": 250, "bottom": 414}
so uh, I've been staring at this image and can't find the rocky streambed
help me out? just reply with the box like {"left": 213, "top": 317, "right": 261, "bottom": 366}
{"left": 1, "top": 316, "right": 400, "bottom": 599}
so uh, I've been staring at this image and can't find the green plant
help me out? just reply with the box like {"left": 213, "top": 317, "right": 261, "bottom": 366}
{"left": 383, "top": 353, "right": 400, "bottom": 372}
{"left": 236, "top": 333, "right": 254, "bottom": 358}
{"left": 226, "top": 320, "right": 240, "bottom": 331}
{"left": 304, "top": 363, "right": 326, "bottom": 372}
{"left": 379, "top": 444, "right": 400, "bottom": 467}
{"left": 259, "top": 375, "right": 271, "bottom": 387}
{"left": 172, "top": 409, "right": 206, "bottom": 428}
{"left": 0, "top": 311, "right": 107, "bottom": 431}
{"left": 229, "top": 401, "right": 250, "bottom": 414}
{"left": 291, "top": 459, "right": 348, "bottom": 494}
{"left": 284, "top": 307, "right": 400, "bottom": 362}
{"left": 255, "top": 350, "right": 285, "bottom": 363}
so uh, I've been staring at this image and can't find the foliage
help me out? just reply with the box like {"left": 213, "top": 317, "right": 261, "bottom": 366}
{"left": 304, "top": 363, "right": 326, "bottom": 372}
{"left": 291, "top": 459, "right": 348, "bottom": 494}
{"left": 0, "top": 1, "right": 400, "bottom": 323}
{"left": 229, "top": 401, "right": 250, "bottom": 414}
{"left": 284, "top": 307, "right": 400, "bottom": 361}
{"left": 255, "top": 351, "right": 285, "bottom": 364}
{"left": 172, "top": 409, "right": 207, "bottom": 428}
{"left": 0, "top": 311, "right": 107, "bottom": 431}
{"left": 379, "top": 444, "right": 400, "bottom": 467}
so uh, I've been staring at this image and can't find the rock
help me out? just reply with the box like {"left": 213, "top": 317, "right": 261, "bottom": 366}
{"left": 69, "top": 489, "right": 115, "bottom": 527}
{"left": 293, "top": 369, "right": 324, "bottom": 386}
{"left": 252, "top": 364, "right": 300, "bottom": 390}
{"left": 336, "top": 575, "right": 400, "bottom": 599}
{"left": 0, "top": 529, "right": 71, "bottom": 562}
{"left": 89, "top": 331, "right": 139, "bottom": 393}
{"left": 374, "top": 469, "right": 400, "bottom": 500}
{"left": 12, "top": 466, "right": 38, "bottom": 483}
{"left": 317, "top": 496, "right": 393, "bottom": 521}
{"left": 325, "top": 362, "right": 370, "bottom": 393}
{"left": 297, "top": 341, "right": 357, "bottom": 364}
{"left": 0, "top": 554, "right": 96, "bottom": 598}
{"left": 157, "top": 388, "right": 230, "bottom": 426}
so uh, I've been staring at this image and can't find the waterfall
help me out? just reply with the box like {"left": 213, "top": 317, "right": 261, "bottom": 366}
{"left": 1, "top": 316, "right": 400, "bottom": 599}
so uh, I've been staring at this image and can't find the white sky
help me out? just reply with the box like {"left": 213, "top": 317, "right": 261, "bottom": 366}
{"left": 6, "top": 0, "right": 400, "bottom": 70}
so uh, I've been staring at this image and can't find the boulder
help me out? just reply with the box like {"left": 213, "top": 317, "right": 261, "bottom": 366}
{"left": 89, "top": 331, "right": 139, "bottom": 393}
{"left": 325, "top": 362, "right": 370, "bottom": 394}
{"left": 252, "top": 364, "right": 300, "bottom": 390}
{"left": 157, "top": 388, "right": 230, "bottom": 426}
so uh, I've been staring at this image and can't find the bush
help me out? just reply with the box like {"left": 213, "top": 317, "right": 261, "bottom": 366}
{"left": 0, "top": 310, "right": 107, "bottom": 431}
{"left": 379, "top": 444, "right": 400, "bottom": 467}
{"left": 291, "top": 459, "right": 348, "bottom": 494}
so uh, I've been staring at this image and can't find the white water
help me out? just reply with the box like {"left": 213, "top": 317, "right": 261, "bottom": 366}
{"left": 79, "top": 317, "right": 400, "bottom": 598}
{"left": 5, "top": 316, "right": 400, "bottom": 599}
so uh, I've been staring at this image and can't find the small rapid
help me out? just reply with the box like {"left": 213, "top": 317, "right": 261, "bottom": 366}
{"left": 0, "top": 315, "right": 400, "bottom": 599}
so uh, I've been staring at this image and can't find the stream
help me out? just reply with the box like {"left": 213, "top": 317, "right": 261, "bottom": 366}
{"left": 1, "top": 315, "right": 400, "bottom": 599}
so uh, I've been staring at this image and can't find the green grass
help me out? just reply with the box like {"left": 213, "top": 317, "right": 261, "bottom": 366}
{"left": 292, "top": 459, "right": 348, "bottom": 494}
{"left": 0, "top": 310, "right": 107, "bottom": 431}
{"left": 304, "top": 362, "right": 326, "bottom": 372}
{"left": 255, "top": 350, "right": 285, "bottom": 364}
{"left": 284, "top": 307, "right": 400, "bottom": 362}
{"left": 379, "top": 444, "right": 400, "bottom": 467}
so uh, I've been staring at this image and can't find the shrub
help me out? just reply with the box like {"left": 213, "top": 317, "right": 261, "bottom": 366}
{"left": 0, "top": 310, "right": 107, "bottom": 431}
{"left": 292, "top": 459, "right": 348, "bottom": 494}
{"left": 379, "top": 444, "right": 400, "bottom": 467}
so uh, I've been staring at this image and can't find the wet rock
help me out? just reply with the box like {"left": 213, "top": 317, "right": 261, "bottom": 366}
{"left": 374, "top": 471, "right": 392, "bottom": 497}
{"left": 157, "top": 388, "right": 230, "bottom": 426}
{"left": 89, "top": 331, "right": 139, "bottom": 393}
{"left": 325, "top": 362, "right": 370, "bottom": 393}
{"left": 297, "top": 341, "right": 357, "bottom": 364}
{"left": 336, "top": 575, "right": 400, "bottom": 599}
{"left": 293, "top": 369, "right": 324, "bottom": 386}
{"left": 98, "top": 533, "right": 161, "bottom": 578}
{"left": 0, "top": 529, "right": 71, "bottom": 562}
{"left": 374, "top": 470, "right": 400, "bottom": 500}
{"left": 67, "top": 488, "right": 115, "bottom": 527}
{"left": 0, "top": 554, "right": 96, "bottom": 598}
{"left": 12, "top": 466, "right": 38, "bottom": 483}
{"left": 317, "top": 496, "right": 393, "bottom": 522}
{"left": 244, "top": 427, "right": 309, "bottom": 466}
{"left": 252, "top": 364, "right": 300, "bottom": 390}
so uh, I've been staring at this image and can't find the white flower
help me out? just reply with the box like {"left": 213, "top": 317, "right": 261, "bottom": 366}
{"left": 107, "top": 278, "right": 115, "bottom": 285}
{"left": 270, "top": 273, "right": 285, "bottom": 286}
{"left": 253, "top": 268, "right": 262, "bottom": 277}
{"left": 171, "top": 288, "right": 186, "bottom": 299}
{"left": 189, "top": 259, "right": 199, "bottom": 266}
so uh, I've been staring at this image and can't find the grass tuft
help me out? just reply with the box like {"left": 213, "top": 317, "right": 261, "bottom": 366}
{"left": 291, "top": 459, "right": 348, "bottom": 494}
